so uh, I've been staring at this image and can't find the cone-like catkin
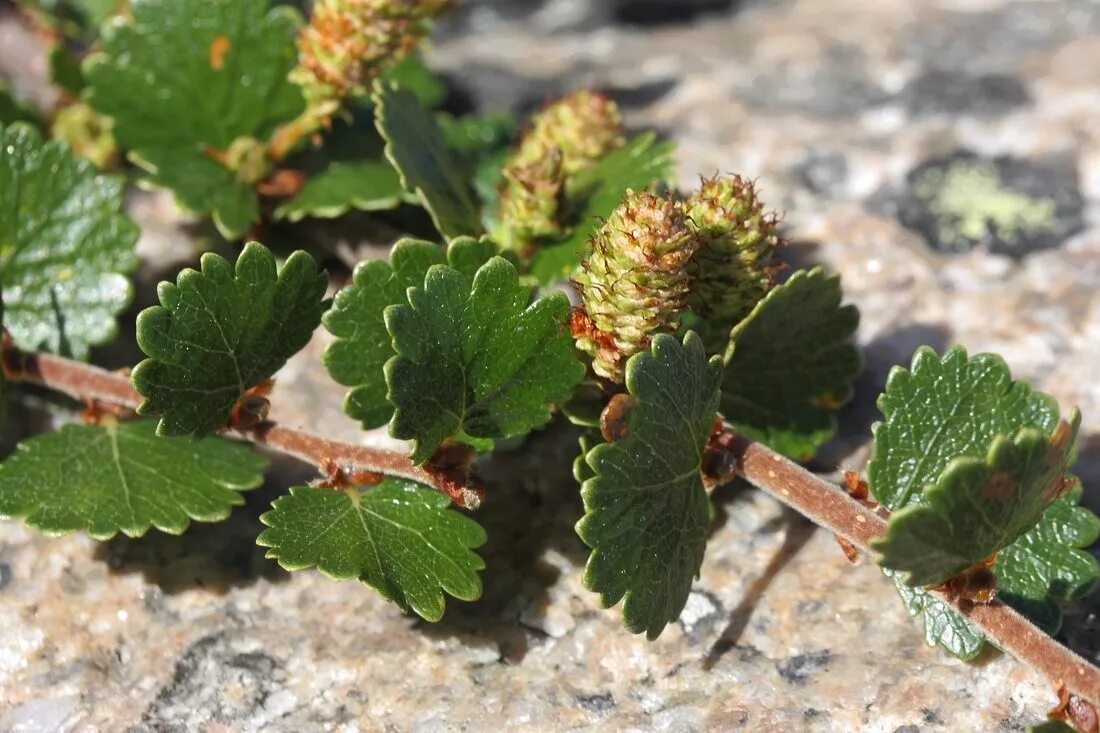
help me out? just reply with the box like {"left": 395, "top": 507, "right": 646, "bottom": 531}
{"left": 498, "top": 149, "right": 565, "bottom": 248}
{"left": 497, "top": 91, "right": 624, "bottom": 251}
{"left": 573, "top": 191, "right": 698, "bottom": 382}
{"left": 684, "top": 176, "right": 781, "bottom": 354}
{"left": 292, "top": 0, "right": 449, "bottom": 122}
{"left": 513, "top": 90, "right": 624, "bottom": 176}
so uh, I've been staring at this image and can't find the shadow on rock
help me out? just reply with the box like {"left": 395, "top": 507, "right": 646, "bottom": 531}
{"left": 93, "top": 457, "right": 315, "bottom": 594}
{"left": 702, "top": 507, "right": 816, "bottom": 669}
{"left": 417, "top": 419, "right": 589, "bottom": 661}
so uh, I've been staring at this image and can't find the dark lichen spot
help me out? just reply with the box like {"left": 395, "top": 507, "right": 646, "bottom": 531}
{"left": 739, "top": 46, "right": 889, "bottom": 119}
{"left": 141, "top": 632, "right": 283, "bottom": 730}
{"left": 608, "top": 78, "right": 678, "bottom": 109}
{"left": 613, "top": 0, "right": 738, "bottom": 26}
{"left": 793, "top": 150, "right": 848, "bottom": 197}
{"left": 895, "top": 151, "right": 1084, "bottom": 257}
{"left": 777, "top": 649, "right": 831, "bottom": 686}
{"left": 0, "top": 562, "right": 10, "bottom": 590}
{"left": 576, "top": 692, "right": 616, "bottom": 716}
{"left": 900, "top": 69, "right": 1030, "bottom": 117}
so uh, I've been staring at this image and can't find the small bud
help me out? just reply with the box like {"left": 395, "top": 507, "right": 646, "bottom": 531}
{"left": 50, "top": 102, "right": 117, "bottom": 169}
{"left": 684, "top": 175, "right": 781, "bottom": 354}
{"left": 573, "top": 191, "right": 697, "bottom": 381}
{"left": 223, "top": 136, "right": 271, "bottom": 185}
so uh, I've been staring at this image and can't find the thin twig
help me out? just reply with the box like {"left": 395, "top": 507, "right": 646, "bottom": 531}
{"left": 6, "top": 345, "right": 1099, "bottom": 704}
{"left": 4, "top": 346, "right": 439, "bottom": 494}
{"left": 727, "top": 430, "right": 1100, "bottom": 707}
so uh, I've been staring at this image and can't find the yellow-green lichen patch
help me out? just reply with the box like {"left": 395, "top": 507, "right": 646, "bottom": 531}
{"left": 914, "top": 160, "right": 1054, "bottom": 251}
{"left": 897, "top": 152, "right": 1083, "bottom": 258}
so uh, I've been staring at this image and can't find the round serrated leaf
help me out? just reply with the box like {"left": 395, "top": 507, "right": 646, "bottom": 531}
{"left": 132, "top": 242, "right": 327, "bottom": 436}
{"left": 384, "top": 255, "right": 584, "bottom": 463}
{"left": 257, "top": 480, "right": 486, "bottom": 622}
{"left": 84, "top": 0, "right": 305, "bottom": 238}
{"left": 874, "top": 416, "right": 1079, "bottom": 587}
{"left": 0, "top": 419, "right": 268, "bottom": 539}
{"left": 719, "top": 267, "right": 861, "bottom": 462}
{"left": 576, "top": 331, "right": 723, "bottom": 639}
{"left": 0, "top": 122, "right": 137, "bottom": 359}
{"left": 867, "top": 345, "right": 1059, "bottom": 510}
{"left": 323, "top": 237, "right": 498, "bottom": 430}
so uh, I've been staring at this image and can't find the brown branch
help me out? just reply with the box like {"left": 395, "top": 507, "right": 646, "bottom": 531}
{"left": 726, "top": 430, "right": 1100, "bottom": 707}
{"left": 3, "top": 346, "right": 447, "bottom": 501}
{"left": 6, "top": 343, "right": 1099, "bottom": 704}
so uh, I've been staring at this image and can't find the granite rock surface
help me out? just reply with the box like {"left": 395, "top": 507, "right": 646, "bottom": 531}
{"left": 2, "top": 0, "right": 1100, "bottom": 730}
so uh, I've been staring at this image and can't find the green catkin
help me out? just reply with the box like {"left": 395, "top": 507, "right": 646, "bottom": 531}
{"left": 573, "top": 190, "right": 698, "bottom": 382}
{"left": 498, "top": 90, "right": 625, "bottom": 251}
{"left": 684, "top": 175, "right": 781, "bottom": 354}
{"left": 273, "top": 0, "right": 448, "bottom": 158}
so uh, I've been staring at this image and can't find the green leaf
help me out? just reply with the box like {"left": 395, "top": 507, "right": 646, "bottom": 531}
{"left": 323, "top": 237, "right": 495, "bottom": 429}
{"left": 719, "top": 267, "right": 861, "bottom": 462}
{"left": 133, "top": 242, "right": 327, "bottom": 436}
{"left": 1029, "top": 721, "right": 1078, "bottom": 733}
{"left": 381, "top": 55, "right": 446, "bottom": 110}
{"left": 275, "top": 160, "right": 414, "bottom": 222}
{"left": 576, "top": 332, "right": 722, "bottom": 639}
{"left": 868, "top": 347, "right": 1092, "bottom": 658}
{"left": 868, "top": 346, "right": 1060, "bottom": 510}
{"left": 994, "top": 482, "right": 1099, "bottom": 630}
{"left": 84, "top": 0, "right": 305, "bottom": 238}
{"left": 437, "top": 111, "right": 517, "bottom": 211}
{"left": 0, "top": 85, "right": 40, "bottom": 126}
{"left": 884, "top": 568, "right": 986, "bottom": 661}
{"left": 48, "top": 46, "right": 86, "bottom": 95}
{"left": 385, "top": 256, "right": 583, "bottom": 463}
{"left": 374, "top": 83, "right": 482, "bottom": 240}
{"left": 874, "top": 413, "right": 1079, "bottom": 587}
{"left": 0, "top": 122, "right": 137, "bottom": 359}
{"left": 0, "top": 292, "right": 5, "bottom": 426}
{"left": 529, "top": 133, "right": 675, "bottom": 285}
{"left": 0, "top": 419, "right": 267, "bottom": 539}
{"left": 257, "top": 480, "right": 486, "bottom": 622}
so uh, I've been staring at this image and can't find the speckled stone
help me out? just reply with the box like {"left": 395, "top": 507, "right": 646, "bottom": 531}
{"left": 2, "top": 0, "right": 1099, "bottom": 730}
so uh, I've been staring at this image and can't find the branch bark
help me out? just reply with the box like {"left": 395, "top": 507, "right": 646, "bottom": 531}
{"left": 727, "top": 430, "right": 1100, "bottom": 707}
{"left": 3, "top": 346, "right": 441, "bottom": 497}
{"left": 4, "top": 344, "right": 1098, "bottom": 706}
